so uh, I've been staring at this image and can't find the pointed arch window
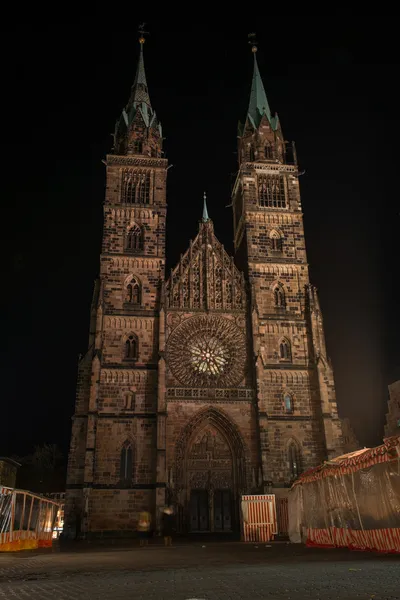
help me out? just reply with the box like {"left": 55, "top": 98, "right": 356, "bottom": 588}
{"left": 288, "top": 441, "right": 301, "bottom": 480}
{"left": 249, "top": 146, "right": 255, "bottom": 162}
{"left": 274, "top": 286, "right": 286, "bottom": 308}
{"left": 279, "top": 339, "right": 291, "bottom": 361}
{"left": 120, "top": 441, "right": 133, "bottom": 483}
{"left": 270, "top": 231, "right": 283, "bottom": 252}
{"left": 124, "top": 335, "right": 138, "bottom": 360}
{"left": 258, "top": 175, "right": 286, "bottom": 208}
{"left": 265, "top": 143, "right": 273, "bottom": 160}
{"left": 126, "top": 224, "right": 143, "bottom": 252}
{"left": 121, "top": 170, "right": 150, "bottom": 204}
{"left": 133, "top": 139, "right": 143, "bottom": 154}
{"left": 284, "top": 392, "right": 294, "bottom": 414}
{"left": 126, "top": 277, "right": 141, "bottom": 305}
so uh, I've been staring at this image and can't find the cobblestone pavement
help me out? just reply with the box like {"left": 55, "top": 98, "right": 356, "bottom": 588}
{"left": 0, "top": 542, "right": 399, "bottom": 599}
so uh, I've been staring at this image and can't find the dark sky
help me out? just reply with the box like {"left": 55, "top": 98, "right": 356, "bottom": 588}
{"left": 2, "top": 19, "right": 399, "bottom": 459}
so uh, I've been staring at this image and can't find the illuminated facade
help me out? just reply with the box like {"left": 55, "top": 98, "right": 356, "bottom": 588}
{"left": 65, "top": 39, "right": 343, "bottom": 536}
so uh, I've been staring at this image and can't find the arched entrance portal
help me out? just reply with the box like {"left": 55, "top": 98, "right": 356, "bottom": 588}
{"left": 174, "top": 408, "right": 246, "bottom": 534}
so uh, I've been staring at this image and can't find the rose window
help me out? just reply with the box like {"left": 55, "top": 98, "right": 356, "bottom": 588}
{"left": 188, "top": 336, "right": 229, "bottom": 376}
{"left": 166, "top": 315, "right": 246, "bottom": 387}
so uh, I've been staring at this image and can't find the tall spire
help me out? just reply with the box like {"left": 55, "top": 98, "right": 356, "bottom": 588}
{"left": 202, "top": 191, "right": 210, "bottom": 222}
{"left": 248, "top": 49, "right": 271, "bottom": 125}
{"left": 245, "top": 35, "right": 278, "bottom": 131}
{"left": 113, "top": 26, "right": 162, "bottom": 156}
{"left": 129, "top": 31, "right": 151, "bottom": 108}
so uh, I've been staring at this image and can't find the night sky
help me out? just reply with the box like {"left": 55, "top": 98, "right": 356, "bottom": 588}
{"left": 2, "top": 19, "right": 399, "bottom": 460}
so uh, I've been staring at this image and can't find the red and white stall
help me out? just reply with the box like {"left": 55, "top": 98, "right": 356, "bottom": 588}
{"left": 241, "top": 494, "right": 277, "bottom": 542}
{"left": 288, "top": 435, "right": 400, "bottom": 553}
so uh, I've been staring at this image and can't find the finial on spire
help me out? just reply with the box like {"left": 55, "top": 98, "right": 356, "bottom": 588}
{"left": 202, "top": 192, "right": 210, "bottom": 222}
{"left": 138, "top": 22, "right": 149, "bottom": 45}
{"left": 248, "top": 32, "right": 258, "bottom": 54}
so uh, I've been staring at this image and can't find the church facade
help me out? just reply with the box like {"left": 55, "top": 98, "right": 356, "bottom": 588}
{"left": 65, "top": 38, "right": 343, "bottom": 536}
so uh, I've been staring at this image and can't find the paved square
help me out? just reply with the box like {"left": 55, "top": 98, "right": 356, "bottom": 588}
{"left": 0, "top": 541, "right": 398, "bottom": 599}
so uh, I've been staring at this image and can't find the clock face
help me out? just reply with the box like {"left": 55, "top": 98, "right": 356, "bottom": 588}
{"left": 166, "top": 315, "right": 246, "bottom": 387}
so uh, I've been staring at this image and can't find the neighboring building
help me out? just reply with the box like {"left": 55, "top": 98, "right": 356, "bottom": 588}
{"left": 340, "top": 417, "right": 360, "bottom": 453}
{"left": 384, "top": 380, "right": 400, "bottom": 437}
{"left": 0, "top": 457, "right": 20, "bottom": 487}
{"left": 65, "top": 37, "right": 343, "bottom": 537}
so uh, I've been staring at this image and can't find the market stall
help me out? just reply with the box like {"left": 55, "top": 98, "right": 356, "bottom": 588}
{"left": 288, "top": 435, "right": 400, "bottom": 553}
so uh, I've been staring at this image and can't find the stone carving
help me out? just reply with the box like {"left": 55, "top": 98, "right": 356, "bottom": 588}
{"left": 107, "top": 155, "right": 167, "bottom": 168}
{"left": 166, "top": 315, "right": 246, "bottom": 388}
{"left": 187, "top": 427, "right": 233, "bottom": 491}
{"left": 167, "top": 388, "right": 254, "bottom": 400}
{"left": 165, "top": 219, "right": 246, "bottom": 311}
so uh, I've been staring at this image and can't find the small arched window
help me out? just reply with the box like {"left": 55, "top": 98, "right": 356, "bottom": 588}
{"left": 126, "top": 224, "right": 142, "bottom": 252}
{"left": 126, "top": 278, "right": 141, "bottom": 305}
{"left": 270, "top": 232, "right": 283, "bottom": 252}
{"left": 265, "top": 143, "right": 273, "bottom": 160}
{"left": 279, "top": 339, "right": 291, "bottom": 361}
{"left": 125, "top": 335, "right": 138, "bottom": 360}
{"left": 133, "top": 139, "right": 143, "bottom": 154}
{"left": 284, "top": 392, "right": 293, "bottom": 413}
{"left": 120, "top": 441, "right": 133, "bottom": 483}
{"left": 274, "top": 286, "right": 285, "bottom": 308}
{"left": 249, "top": 146, "right": 255, "bottom": 162}
{"left": 288, "top": 441, "right": 301, "bottom": 480}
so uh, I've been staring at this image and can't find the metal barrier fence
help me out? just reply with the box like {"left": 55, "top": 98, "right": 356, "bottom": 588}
{"left": 0, "top": 486, "right": 59, "bottom": 551}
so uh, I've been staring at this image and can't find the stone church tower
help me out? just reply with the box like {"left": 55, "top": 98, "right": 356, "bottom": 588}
{"left": 65, "top": 38, "right": 343, "bottom": 537}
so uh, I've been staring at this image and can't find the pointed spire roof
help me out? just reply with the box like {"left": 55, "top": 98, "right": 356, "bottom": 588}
{"left": 129, "top": 39, "right": 151, "bottom": 109}
{"left": 243, "top": 45, "right": 279, "bottom": 132}
{"left": 202, "top": 192, "right": 210, "bottom": 222}
{"left": 248, "top": 50, "right": 271, "bottom": 126}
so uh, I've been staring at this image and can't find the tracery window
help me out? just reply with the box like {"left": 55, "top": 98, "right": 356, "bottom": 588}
{"left": 121, "top": 169, "right": 150, "bottom": 204}
{"left": 189, "top": 335, "right": 229, "bottom": 377}
{"left": 258, "top": 175, "right": 286, "bottom": 208}
{"left": 126, "top": 277, "right": 141, "bottom": 305}
{"left": 124, "top": 335, "right": 138, "bottom": 360}
{"left": 279, "top": 339, "right": 291, "bottom": 361}
{"left": 274, "top": 286, "right": 285, "bottom": 308}
{"left": 288, "top": 442, "right": 301, "bottom": 480}
{"left": 126, "top": 224, "right": 143, "bottom": 253}
{"left": 120, "top": 441, "right": 133, "bottom": 483}
{"left": 284, "top": 392, "right": 294, "bottom": 413}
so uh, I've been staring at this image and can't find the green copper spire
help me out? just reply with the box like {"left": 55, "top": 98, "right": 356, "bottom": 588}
{"left": 244, "top": 43, "right": 278, "bottom": 131}
{"left": 130, "top": 38, "right": 151, "bottom": 108}
{"left": 202, "top": 192, "right": 210, "bottom": 222}
{"left": 248, "top": 50, "right": 271, "bottom": 126}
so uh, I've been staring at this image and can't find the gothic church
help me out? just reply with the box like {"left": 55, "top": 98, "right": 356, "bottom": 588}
{"left": 65, "top": 37, "right": 343, "bottom": 536}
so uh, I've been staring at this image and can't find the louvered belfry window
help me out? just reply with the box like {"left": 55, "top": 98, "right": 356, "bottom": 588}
{"left": 121, "top": 169, "right": 150, "bottom": 204}
{"left": 258, "top": 175, "right": 286, "bottom": 208}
